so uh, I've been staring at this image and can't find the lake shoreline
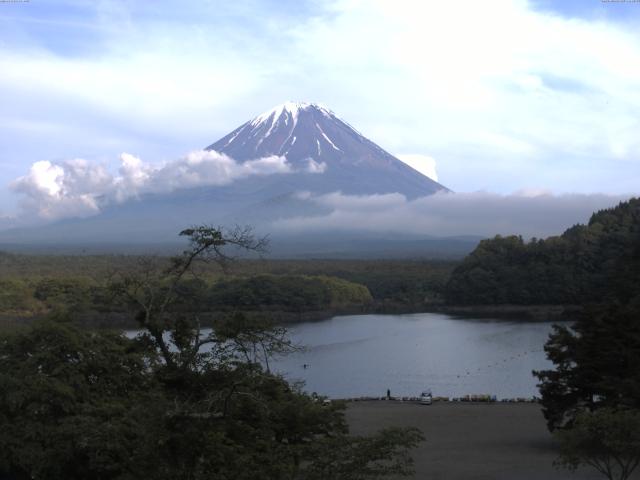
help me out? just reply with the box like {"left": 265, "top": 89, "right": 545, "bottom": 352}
{"left": 425, "top": 304, "right": 581, "bottom": 322}
{"left": 236, "top": 303, "right": 582, "bottom": 324}
{"left": 0, "top": 303, "right": 579, "bottom": 332}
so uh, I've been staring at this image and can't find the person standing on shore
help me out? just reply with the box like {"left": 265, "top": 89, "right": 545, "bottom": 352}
{"left": 387, "top": 388, "right": 391, "bottom": 400}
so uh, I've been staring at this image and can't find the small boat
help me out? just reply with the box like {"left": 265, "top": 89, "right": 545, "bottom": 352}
{"left": 419, "top": 390, "right": 433, "bottom": 405}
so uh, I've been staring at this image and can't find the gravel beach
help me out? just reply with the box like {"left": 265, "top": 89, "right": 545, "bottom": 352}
{"left": 346, "top": 401, "right": 630, "bottom": 480}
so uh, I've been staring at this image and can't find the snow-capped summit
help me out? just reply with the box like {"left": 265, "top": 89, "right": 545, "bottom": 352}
{"left": 207, "top": 102, "right": 447, "bottom": 198}
{"left": 249, "top": 101, "right": 332, "bottom": 129}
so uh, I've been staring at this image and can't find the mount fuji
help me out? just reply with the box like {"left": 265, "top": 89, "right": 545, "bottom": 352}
{"left": 205, "top": 101, "right": 447, "bottom": 198}
{"left": 0, "top": 103, "right": 477, "bottom": 257}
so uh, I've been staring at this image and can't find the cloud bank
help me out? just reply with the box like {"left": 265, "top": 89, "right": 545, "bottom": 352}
{"left": 7, "top": 151, "right": 632, "bottom": 239}
{"left": 274, "top": 191, "right": 633, "bottom": 238}
{"left": 10, "top": 151, "right": 317, "bottom": 221}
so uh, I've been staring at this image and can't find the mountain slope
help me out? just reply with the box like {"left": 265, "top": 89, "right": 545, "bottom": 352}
{"left": 207, "top": 101, "right": 447, "bottom": 198}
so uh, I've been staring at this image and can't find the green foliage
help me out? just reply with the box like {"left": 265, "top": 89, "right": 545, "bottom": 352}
{"left": 0, "top": 279, "right": 41, "bottom": 313}
{"left": 534, "top": 302, "right": 640, "bottom": 431}
{"left": 533, "top": 206, "right": 640, "bottom": 430}
{"left": 527, "top": 200, "right": 640, "bottom": 480}
{"left": 0, "top": 320, "right": 163, "bottom": 479}
{"left": 33, "top": 278, "right": 96, "bottom": 312}
{"left": 0, "top": 310, "right": 421, "bottom": 479}
{"left": 209, "top": 274, "right": 373, "bottom": 311}
{"left": 0, "top": 254, "right": 453, "bottom": 326}
{"left": 249, "top": 259, "right": 454, "bottom": 306}
{"left": 554, "top": 408, "right": 640, "bottom": 480}
{"left": 445, "top": 198, "right": 640, "bottom": 305}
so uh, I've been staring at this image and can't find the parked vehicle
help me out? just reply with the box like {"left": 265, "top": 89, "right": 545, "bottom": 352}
{"left": 419, "top": 390, "right": 433, "bottom": 405}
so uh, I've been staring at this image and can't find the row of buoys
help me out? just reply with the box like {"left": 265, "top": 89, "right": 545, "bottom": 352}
{"left": 340, "top": 395, "right": 539, "bottom": 403}
{"left": 299, "top": 349, "right": 547, "bottom": 377}
{"left": 454, "top": 348, "right": 545, "bottom": 378}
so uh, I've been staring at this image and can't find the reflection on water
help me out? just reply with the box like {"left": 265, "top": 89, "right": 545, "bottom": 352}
{"left": 271, "top": 313, "right": 562, "bottom": 399}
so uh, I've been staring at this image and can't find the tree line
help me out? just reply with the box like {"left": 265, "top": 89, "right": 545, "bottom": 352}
{"left": 0, "top": 256, "right": 454, "bottom": 326}
{"left": 445, "top": 198, "right": 640, "bottom": 306}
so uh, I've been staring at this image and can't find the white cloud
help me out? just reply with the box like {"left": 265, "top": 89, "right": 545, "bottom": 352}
{"left": 305, "top": 158, "right": 328, "bottom": 174}
{"left": 24, "top": 161, "right": 65, "bottom": 196}
{"left": 117, "top": 150, "right": 293, "bottom": 196}
{"left": 395, "top": 154, "right": 438, "bottom": 181}
{"left": 10, "top": 150, "right": 322, "bottom": 221}
{"left": 0, "top": 49, "right": 259, "bottom": 134}
{"left": 274, "top": 190, "right": 633, "bottom": 238}
{"left": 314, "top": 191, "right": 407, "bottom": 210}
{"left": 10, "top": 159, "right": 112, "bottom": 219}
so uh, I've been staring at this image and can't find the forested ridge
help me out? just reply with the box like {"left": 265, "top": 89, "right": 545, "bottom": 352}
{"left": 445, "top": 198, "right": 640, "bottom": 306}
{"left": 209, "top": 274, "right": 372, "bottom": 310}
{"left": 0, "top": 256, "right": 453, "bottom": 327}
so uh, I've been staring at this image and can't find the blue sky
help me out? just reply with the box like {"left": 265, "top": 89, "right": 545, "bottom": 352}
{"left": 1, "top": 0, "right": 640, "bottom": 222}
{"left": 532, "top": 0, "right": 640, "bottom": 23}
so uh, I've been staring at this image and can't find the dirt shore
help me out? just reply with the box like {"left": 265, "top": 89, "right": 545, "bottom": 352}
{"left": 346, "top": 401, "right": 628, "bottom": 480}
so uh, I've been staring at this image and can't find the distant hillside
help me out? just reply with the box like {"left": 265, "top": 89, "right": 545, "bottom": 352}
{"left": 444, "top": 198, "right": 640, "bottom": 305}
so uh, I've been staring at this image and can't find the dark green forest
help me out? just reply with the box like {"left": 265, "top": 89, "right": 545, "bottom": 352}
{"left": 0, "top": 255, "right": 454, "bottom": 327}
{"left": 445, "top": 198, "right": 640, "bottom": 306}
{"left": 208, "top": 274, "right": 372, "bottom": 310}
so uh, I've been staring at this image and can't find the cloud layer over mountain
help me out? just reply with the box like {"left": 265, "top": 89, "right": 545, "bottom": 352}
{"left": 274, "top": 191, "right": 633, "bottom": 238}
{"left": 7, "top": 152, "right": 633, "bottom": 240}
{"left": 10, "top": 151, "right": 316, "bottom": 220}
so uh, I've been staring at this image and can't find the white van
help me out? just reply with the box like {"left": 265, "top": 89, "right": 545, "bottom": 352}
{"left": 419, "top": 390, "right": 433, "bottom": 405}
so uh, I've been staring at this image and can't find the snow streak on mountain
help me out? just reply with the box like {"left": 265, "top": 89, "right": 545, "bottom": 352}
{"left": 207, "top": 102, "right": 448, "bottom": 198}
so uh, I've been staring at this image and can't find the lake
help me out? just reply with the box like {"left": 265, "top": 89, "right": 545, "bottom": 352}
{"left": 270, "top": 313, "right": 561, "bottom": 400}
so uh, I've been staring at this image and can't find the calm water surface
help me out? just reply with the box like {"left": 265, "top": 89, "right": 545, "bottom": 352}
{"left": 270, "top": 313, "right": 561, "bottom": 399}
